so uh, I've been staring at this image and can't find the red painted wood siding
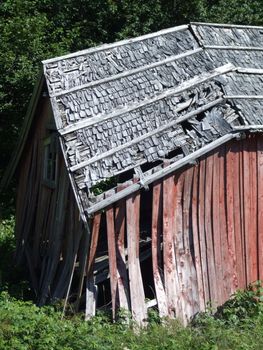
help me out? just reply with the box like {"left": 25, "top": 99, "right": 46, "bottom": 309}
{"left": 89, "top": 134, "right": 263, "bottom": 323}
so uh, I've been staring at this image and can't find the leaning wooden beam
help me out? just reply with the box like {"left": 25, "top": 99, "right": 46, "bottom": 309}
{"left": 85, "top": 213, "right": 101, "bottom": 320}
{"left": 126, "top": 189, "right": 147, "bottom": 326}
{"left": 87, "top": 132, "right": 239, "bottom": 215}
{"left": 106, "top": 202, "right": 118, "bottom": 321}
{"left": 115, "top": 185, "right": 130, "bottom": 312}
{"left": 151, "top": 181, "right": 168, "bottom": 318}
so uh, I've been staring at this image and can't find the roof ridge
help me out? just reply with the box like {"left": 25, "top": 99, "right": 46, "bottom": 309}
{"left": 42, "top": 24, "right": 189, "bottom": 65}
{"left": 191, "top": 22, "right": 263, "bottom": 30}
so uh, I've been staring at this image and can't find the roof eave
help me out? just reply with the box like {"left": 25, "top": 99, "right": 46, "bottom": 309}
{"left": 0, "top": 71, "right": 45, "bottom": 191}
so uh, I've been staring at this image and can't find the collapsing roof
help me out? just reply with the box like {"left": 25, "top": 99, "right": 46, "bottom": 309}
{"left": 42, "top": 22, "right": 263, "bottom": 219}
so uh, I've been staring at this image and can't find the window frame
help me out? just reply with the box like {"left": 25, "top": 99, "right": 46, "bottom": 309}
{"left": 43, "top": 134, "right": 58, "bottom": 188}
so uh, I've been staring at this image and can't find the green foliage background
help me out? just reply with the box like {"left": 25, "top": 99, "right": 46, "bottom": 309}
{"left": 1, "top": 284, "right": 263, "bottom": 350}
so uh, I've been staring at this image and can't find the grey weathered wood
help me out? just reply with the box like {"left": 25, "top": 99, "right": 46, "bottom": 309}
{"left": 237, "top": 68, "right": 263, "bottom": 74}
{"left": 126, "top": 189, "right": 147, "bottom": 326}
{"left": 87, "top": 132, "right": 239, "bottom": 214}
{"left": 233, "top": 125, "right": 263, "bottom": 131}
{"left": 61, "top": 64, "right": 233, "bottom": 136}
{"left": 191, "top": 21, "right": 263, "bottom": 30}
{"left": 54, "top": 48, "right": 203, "bottom": 98}
{"left": 204, "top": 45, "right": 263, "bottom": 51}
{"left": 70, "top": 98, "right": 225, "bottom": 172}
{"left": 224, "top": 95, "right": 263, "bottom": 99}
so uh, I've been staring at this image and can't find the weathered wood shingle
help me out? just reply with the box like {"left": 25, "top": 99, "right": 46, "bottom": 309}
{"left": 42, "top": 22, "right": 263, "bottom": 214}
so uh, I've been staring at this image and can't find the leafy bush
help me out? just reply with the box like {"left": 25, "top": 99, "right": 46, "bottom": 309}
{"left": 0, "top": 216, "right": 31, "bottom": 299}
{"left": 2, "top": 284, "right": 263, "bottom": 350}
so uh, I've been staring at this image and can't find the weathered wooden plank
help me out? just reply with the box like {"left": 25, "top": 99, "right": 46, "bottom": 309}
{"left": 192, "top": 164, "right": 205, "bottom": 311}
{"left": 106, "top": 204, "right": 118, "bottom": 321}
{"left": 204, "top": 154, "right": 218, "bottom": 303}
{"left": 115, "top": 185, "right": 130, "bottom": 313}
{"left": 225, "top": 143, "right": 238, "bottom": 294}
{"left": 181, "top": 167, "right": 199, "bottom": 322}
{"left": 163, "top": 173, "right": 178, "bottom": 318}
{"left": 151, "top": 181, "right": 168, "bottom": 318}
{"left": 198, "top": 157, "right": 210, "bottom": 304}
{"left": 249, "top": 136, "right": 258, "bottom": 282}
{"left": 212, "top": 150, "right": 223, "bottom": 305}
{"left": 232, "top": 141, "right": 245, "bottom": 289}
{"left": 85, "top": 213, "right": 101, "bottom": 320}
{"left": 239, "top": 140, "right": 246, "bottom": 286}
{"left": 219, "top": 145, "right": 231, "bottom": 303}
{"left": 126, "top": 190, "right": 147, "bottom": 326}
{"left": 258, "top": 137, "right": 263, "bottom": 281}
{"left": 204, "top": 45, "right": 263, "bottom": 51}
{"left": 243, "top": 139, "right": 251, "bottom": 285}
{"left": 173, "top": 171, "right": 185, "bottom": 323}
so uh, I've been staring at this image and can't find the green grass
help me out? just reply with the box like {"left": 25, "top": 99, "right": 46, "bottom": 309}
{"left": 1, "top": 285, "right": 263, "bottom": 350}
{"left": 1, "top": 217, "right": 263, "bottom": 349}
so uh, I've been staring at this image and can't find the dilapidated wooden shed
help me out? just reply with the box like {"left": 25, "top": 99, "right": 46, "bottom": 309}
{"left": 4, "top": 22, "right": 263, "bottom": 325}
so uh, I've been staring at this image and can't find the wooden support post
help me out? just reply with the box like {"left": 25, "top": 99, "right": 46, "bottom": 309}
{"left": 126, "top": 190, "right": 147, "bottom": 326}
{"left": 85, "top": 213, "right": 101, "bottom": 320}
{"left": 115, "top": 185, "right": 130, "bottom": 313}
{"left": 151, "top": 181, "right": 168, "bottom": 318}
{"left": 163, "top": 173, "right": 178, "bottom": 318}
{"left": 106, "top": 204, "right": 118, "bottom": 321}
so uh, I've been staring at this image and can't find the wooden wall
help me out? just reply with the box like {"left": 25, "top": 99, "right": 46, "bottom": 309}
{"left": 15, "top": 110, "right": 263, "bottom": 324}
{"left": 88, "top": 134, "right": 263, "bottom": 325}
{"left": 15, "top": 97, "right": 85, "bottom": 305}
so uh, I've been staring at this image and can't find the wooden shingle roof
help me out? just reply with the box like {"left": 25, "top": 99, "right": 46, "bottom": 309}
{"left": 41, "top": 22, "right": 263, "bottom": 216}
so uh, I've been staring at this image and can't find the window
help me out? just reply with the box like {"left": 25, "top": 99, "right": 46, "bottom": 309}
{"left": 43, "top": 134, "right": 58, "bottom": 187}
